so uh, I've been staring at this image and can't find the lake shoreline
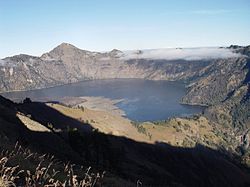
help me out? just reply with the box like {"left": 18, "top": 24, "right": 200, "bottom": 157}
{"left": 0, "top": 78, "right": 186, "bottom": 94}
{"left": 56, "top": 96, "right": 126, "bottom": 117}
{"left": 1, "top": 79, "right": 204, "bottom": 121}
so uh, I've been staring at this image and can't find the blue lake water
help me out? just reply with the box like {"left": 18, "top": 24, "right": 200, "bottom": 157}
{"left": 1, "top": 79, "right": 205, "bottom": 121}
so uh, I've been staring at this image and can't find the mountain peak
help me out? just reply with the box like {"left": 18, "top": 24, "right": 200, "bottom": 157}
{"left": 110, "top": 49, "right": 122, "bottom": 53}
{"left": 109, "top": 49, "right": 123, "bottom": 57}
{"left": 53, "top": 42, "right": 79, "bottom": 51}
{"left": 41, "top": 43, "right": 82, "bottom": 60}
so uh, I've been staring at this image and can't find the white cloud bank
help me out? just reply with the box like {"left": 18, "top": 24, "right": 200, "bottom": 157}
{"left": 122, "top": 47, "right": 243, "bottom": 61}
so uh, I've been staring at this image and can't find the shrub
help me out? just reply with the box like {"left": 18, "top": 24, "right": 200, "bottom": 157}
{"left": 131, "top": 121, "right": 148, "bottom": 136}
{"left": 23, "top": 98, "right": 32, "bottom": 104}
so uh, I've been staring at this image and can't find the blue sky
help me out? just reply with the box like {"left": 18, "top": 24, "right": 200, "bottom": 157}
{"left": 0, "top": 0, "right": 250, "bottom": 57}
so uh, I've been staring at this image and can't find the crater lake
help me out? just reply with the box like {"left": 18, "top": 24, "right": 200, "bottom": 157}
{"left": 1, "top": 79, "right": 205, "bottom": 121}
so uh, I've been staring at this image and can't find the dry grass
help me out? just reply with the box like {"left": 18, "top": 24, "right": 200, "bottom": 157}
{"left": 0, "top": 142, "right": 104, "bottom": 187}
{"left": 0, "top": 157, "right": 17, "bottom": 187}
{"left": 142, "top": 116, "right": 227, "bottom": 147}
{"left": 47, "top": 103, "right": 147, "bottom": 142}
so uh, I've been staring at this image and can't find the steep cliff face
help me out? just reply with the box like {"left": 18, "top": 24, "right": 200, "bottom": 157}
{"left": 204, "top": 84, "right": 250, "bottom": 129}
{"left": 180, "top": 46, "right": 250, "bottom": 129}
{"left": 203, "top": 62, "right": 250, "bottom": 130}
{"left": 0, "top": 43, "right": 243, "bottom": 93}
{"left": 181, "top": 57, "right": 248, "bottom": 105}
{"left": 1, "top": 43, "right": 250, "bottom": 129}
{"left": 0, "top": 54, "right": 75, "bottom": 92}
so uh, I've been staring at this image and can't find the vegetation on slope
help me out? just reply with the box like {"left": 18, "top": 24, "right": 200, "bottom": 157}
{"left": 0, "top": 96, "right": 250, "bottom": 186}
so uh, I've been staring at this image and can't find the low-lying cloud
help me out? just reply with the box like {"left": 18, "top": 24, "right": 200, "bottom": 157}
{"left": 122, "top": 47, "right": 243, "bottom": 61}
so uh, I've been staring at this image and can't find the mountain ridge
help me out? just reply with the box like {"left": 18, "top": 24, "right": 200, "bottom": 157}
{"left": 0, "top": 43, "right": 250, "bottom": 130}
{"left": 0, "top": 44, "right": 250, "bottom": 186}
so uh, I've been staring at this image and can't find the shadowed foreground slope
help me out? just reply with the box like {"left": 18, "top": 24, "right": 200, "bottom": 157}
{"left": 0, "top": 95, "right": 249, "bottom": 186}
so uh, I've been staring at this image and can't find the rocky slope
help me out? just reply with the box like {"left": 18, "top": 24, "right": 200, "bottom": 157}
{"left": 0, "top": 43, "right": 241, "bottom": 92}
{"left": 182, "top": 46, "right": 250, "bottom": 130}
{"left": 181, "top": 58, "right": 248, "bottom": 105}
{"left": 1, "top": 43, "right": 250, "bottom": 130}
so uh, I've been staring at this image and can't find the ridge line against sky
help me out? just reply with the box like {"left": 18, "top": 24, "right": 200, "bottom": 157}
{"left": 0, "top": 0, "right": 250, "bottom": 58}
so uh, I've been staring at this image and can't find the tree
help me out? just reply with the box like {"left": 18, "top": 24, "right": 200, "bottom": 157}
{"left": 23, "top": 97, "right": 32, "bottom": 103}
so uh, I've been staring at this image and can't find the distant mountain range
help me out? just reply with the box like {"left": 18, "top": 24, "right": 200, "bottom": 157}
{"left": 0, "top": 43, "right": 246, "bottom": 92}
{"left": 0, "top": 44, "right": 250, "bottom": 130}
{"left": 0, "top": 44, "right": 250, "bottom": 186}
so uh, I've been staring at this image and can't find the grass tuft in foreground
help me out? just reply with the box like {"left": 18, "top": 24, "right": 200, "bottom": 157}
{"left": 0, "top": 142, "right": 104, "bottom": 187}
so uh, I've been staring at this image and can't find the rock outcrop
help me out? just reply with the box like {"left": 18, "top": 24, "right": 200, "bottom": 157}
{"left": 1, "top": 43, "right": 250, "bottom": 129}
{"left": 0, "top": 43, "right": 243, "bottom": 92}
